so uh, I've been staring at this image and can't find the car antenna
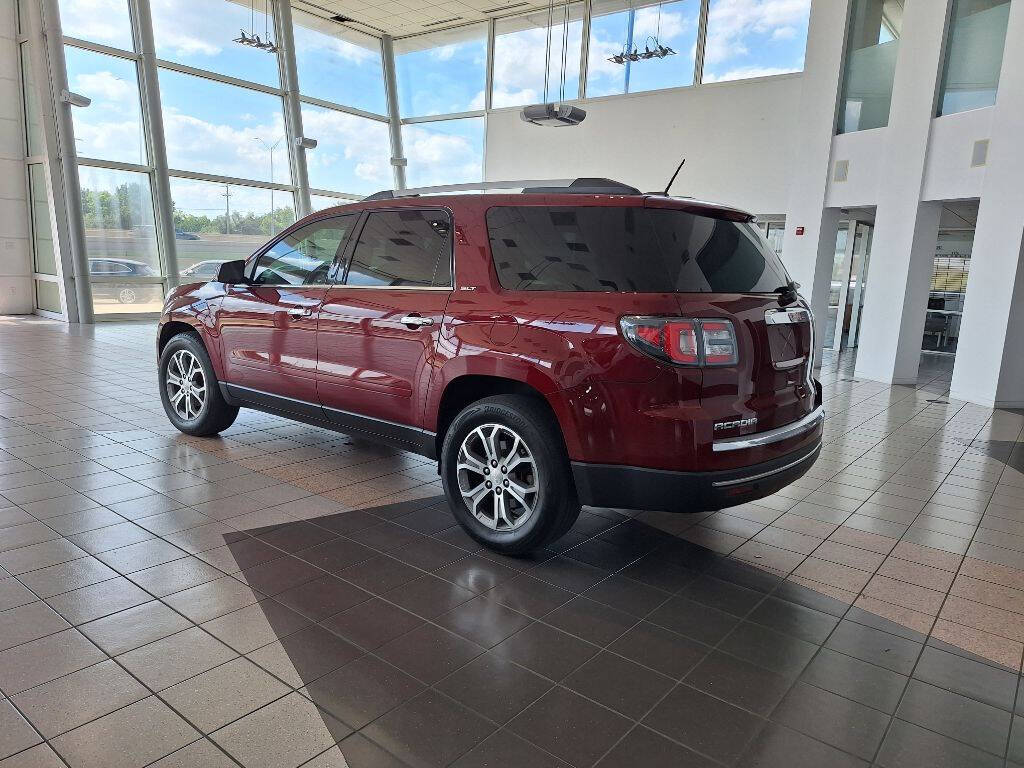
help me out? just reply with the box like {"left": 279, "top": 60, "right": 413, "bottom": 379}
{"left": 662, "top": 158, "right": 686, "bottom": 196}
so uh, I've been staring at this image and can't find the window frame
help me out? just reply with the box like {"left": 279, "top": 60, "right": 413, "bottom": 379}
{"left": 337, "top": 207, "right": 456, "bottom": 291}
{"left": 246, "top": 212, "right": 360, "bottom": 287}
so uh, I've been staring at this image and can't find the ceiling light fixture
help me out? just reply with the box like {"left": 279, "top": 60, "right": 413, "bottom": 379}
{"left": 234, "top": 0, "right": 277, "bottom": 53}
{"left": 608, "top": 3, "right": 676, "bottom": 66}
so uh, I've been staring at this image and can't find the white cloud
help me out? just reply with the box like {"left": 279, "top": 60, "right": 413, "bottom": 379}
{"left": 404, "top": 125, "right": 481, "bottom": 187}
{"left": 71, "top": 71, "right": 133, "bottom": 105}
{"left": 300, "top": 108, "right": 391, "bottom": 193}
{"left": 703, "top": 0, "right": 811, "bottom": 67}
{"left": 702, "top": 65, "right": 794, "bottom": 83}
{"left": 58, "top": 0, "right": 132, "bottom": 47}
{"left": 431, "top": 44, "right": 458, "bottom": 62}
{"left": 771, "top": 26, "right": 798, "bottom": 41}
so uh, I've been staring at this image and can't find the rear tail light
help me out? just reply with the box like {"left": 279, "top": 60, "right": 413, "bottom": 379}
{"left": 620, "top": 316, "right": 738, "bottom": 367}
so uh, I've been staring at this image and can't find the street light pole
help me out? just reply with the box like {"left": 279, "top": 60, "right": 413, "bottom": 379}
{"left": 255, "top": 136, "right": 284, "bottom": 235}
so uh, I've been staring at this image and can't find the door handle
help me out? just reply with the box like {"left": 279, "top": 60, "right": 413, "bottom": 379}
{"left": 288, "top": 307, "right": 313, "bottom": 317}
{"left": 400, "top": 315, "right": 434, "bottom": 328}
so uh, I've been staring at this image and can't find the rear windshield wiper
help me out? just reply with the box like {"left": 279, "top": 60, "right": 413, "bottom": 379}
{"left": 774, "top": 281, "right": 801, "bottom": 306}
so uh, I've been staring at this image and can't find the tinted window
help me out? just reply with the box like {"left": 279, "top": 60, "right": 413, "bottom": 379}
{"left": 252, "top": 215, "right": 356, "bottom": 286}
{"left": 346, "top": 210, "right": 451, "bottom": 287}
{"left": 89, "top": 260, "right": 132, "bottom": 275}
{"left": 486, "top": 206, "right": 789, "bottom": 293}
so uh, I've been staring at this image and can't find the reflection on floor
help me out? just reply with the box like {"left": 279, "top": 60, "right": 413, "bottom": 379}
{"left": 1, "top": 318, "right": 1023, "bottom": 768}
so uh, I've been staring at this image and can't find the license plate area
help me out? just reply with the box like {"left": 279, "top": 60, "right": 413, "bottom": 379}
{"left": 765, "top": 308, "right": 811, "bottom": 370}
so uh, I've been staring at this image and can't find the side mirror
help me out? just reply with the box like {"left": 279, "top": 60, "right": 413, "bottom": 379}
{"left": 217, "top": 260, "right": 247, "bottom": 284}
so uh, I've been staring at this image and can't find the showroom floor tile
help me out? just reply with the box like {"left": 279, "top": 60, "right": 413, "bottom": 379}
{"left": 0, "top": 318, "right": 1023, "bottom": 767}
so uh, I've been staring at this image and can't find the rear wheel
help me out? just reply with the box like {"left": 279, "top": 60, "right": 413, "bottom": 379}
{"left": 158, "top": 333, "right": 238, "bottom": 436}
{"left": 441, "top": 395, "right": 579, "bottom": 554}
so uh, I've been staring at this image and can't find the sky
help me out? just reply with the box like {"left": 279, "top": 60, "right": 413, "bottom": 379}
{"left": 58, "top": 0, "right": 809, "bottom": 219}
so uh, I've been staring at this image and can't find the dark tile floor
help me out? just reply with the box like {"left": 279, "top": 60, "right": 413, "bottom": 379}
{"left": 1, "top": 318, "right": 1023, "bottom": 767}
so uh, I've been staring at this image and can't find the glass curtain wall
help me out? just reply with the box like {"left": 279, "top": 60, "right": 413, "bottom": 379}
{"left": 395, "top": 24, "right": 488, "bottom": 187}
{"left": 58, "top": 0, "right": 163, "bottom": 315}
{"left": 937, "top": 0, "right": 1011, "bottom": 116}
{"left": 588, "top": 0, "right": 698, "bottom": 96}
{"left": 493, "top": 5, "right": 583, "bottom": 107}
{"left": 838, "top": 0, "right": 904, "bottom": 133}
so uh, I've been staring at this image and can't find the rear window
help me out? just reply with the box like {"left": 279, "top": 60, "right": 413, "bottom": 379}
{"left": 486, "top": 206, "right": 789, "bottom": 293}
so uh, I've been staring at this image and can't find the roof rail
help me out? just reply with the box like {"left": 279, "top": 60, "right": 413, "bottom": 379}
{"left": 362, "top": 177, "right": 641, "bottom": 201}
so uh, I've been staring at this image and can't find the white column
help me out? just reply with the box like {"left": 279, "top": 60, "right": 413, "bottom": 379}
{"left": 853, "top": 0, "right": 951, "bottom": 385}
{"left": 950, "top": 0, "right": 1024, "bottom": 408}
{"left": 780, "top": 0, "right": 851, "bottom": 365}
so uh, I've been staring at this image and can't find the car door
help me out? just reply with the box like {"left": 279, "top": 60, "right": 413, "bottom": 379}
{"left": 216, "top": 215, "right": 357, "bottom": 406}
{"left": 316, "top": 208, "right": 452, "bottom": 435}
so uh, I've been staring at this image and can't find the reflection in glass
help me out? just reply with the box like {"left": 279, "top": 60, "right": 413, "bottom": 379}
{"left": 301, "top": 104, "right": 391, "bottom": 196}
{"left": 403, "top": 118, "right": 484, "bottom": 188}
{"left": 29, "top": 165, "right": 57, "bottom": 276}
{"left": 57, "top": 0, "right": 134, "bottom": 50}
{"left": 588, "top": 0, "right": 698, "bottom": 97}
{"left": 36, "top": 280, "right": 63, "bottom": 313}
{"left": 64, "top": 46, "right": 146, "bottom": 165}
{"left": 21, "top": 43, "right": 44, "bottom": 157}
{"left": 151, "top": 0, "right": 279, "bottom": 87}
{"left": 493, "top": 7, "right": 583, "bottom": 108}
{"left": 158, "top": 69, "right": 289, "bottom": 183}
{"left": 293, "top": 12, "right": 387, "bottom": 115}
{"left": 838, "top": 0, "right": 903, "bottom": 133}
{"left": 703, "top": 0, "right": 810, "bottom": 83}
{"left": 395, "top": 25, "right": 487, "bottom": 117}
{"left": 77, "top": 165, "right": 162, "bottom": 313}
{"left": 169, "top": 177, "right": 293, "bottom": 273}
{"left": 938, "top": 0, "right": 1010, "bottom": 116}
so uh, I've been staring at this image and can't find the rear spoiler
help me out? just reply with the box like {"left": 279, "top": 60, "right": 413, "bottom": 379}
{"left": 643, "top": 196, "right": 755, "bottom": 223}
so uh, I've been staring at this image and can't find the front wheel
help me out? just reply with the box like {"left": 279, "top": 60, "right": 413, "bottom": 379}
{"left": 441, "top": 395, "right": 579, "bottom": 555}
{"left": 158, "top": 333, "right": 238, "bottom": 436}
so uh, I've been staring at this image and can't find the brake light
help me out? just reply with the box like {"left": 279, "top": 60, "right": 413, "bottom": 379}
{"left": 619, "top": 316, "right": 738, "bottom": 367}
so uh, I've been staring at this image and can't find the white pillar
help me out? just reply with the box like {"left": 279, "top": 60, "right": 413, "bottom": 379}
{"left": 780, "top": 0, "right": 851, "bottom": 365}
{"left": 853, "top": 0, "right": 951, "bottom": 385}
{"left": 950, "top": 0, "right": 1024, "bottom": 408}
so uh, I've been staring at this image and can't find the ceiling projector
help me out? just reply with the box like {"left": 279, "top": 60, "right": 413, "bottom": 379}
{"left": 520, "top": 103, "right": 587, "bottom": 127}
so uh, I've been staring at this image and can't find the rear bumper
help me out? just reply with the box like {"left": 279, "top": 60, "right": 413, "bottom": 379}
{"left": 571, "top": 439, "right": 821, "bottom": 513}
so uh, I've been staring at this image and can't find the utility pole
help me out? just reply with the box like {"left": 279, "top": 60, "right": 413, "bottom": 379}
{"left": 222, "top": 185, "right": 232, "bottom": 234}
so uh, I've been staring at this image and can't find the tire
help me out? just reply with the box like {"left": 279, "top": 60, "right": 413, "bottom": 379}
{"left": 158, "top": 333, "right": 238, "bottom": 436}
{"left": 441, "top": 395, "right": 580, "bottom": 555}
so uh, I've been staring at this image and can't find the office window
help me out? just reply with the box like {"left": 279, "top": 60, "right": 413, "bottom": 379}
{"left": 587, "top": 0, "right": 698, "bottom": 97}
{"left": 159, "top": 69, "right": 289, "bottom": 183}
{"left": 57, "top": 0, "right": 134, "bottom": 50}
{"left": 252, "top": 216, "right": 357, "bottom": 286}
{"left": 395, "top": 25, "right": 487, "bottom": 117}
{"left": 293, "top": 12, "right": 387, "bottom": 115}
{"left": 492, "top": 6, "right": 583, "bottom": 108}
{"left": 151, "top": 0, "right": 279, "bottom": 87}
{"left": 64, "top": 46, "right": 146, "bottom": 165}
{"left": 403, "top": 118, "right": 484, "bottom": 188}
{"left": 169, "top": 178, "right": 294, "bottom": 272}
{"left": 703, "top": 0, "right": 810, "bottom": 83}
{"left": 838, "top": 0, "right": 903, "bottom": 133}
{"left": 301, "top": 104, "right": 391, "bottom": 197}
{"left": 938, "top": 0, "right": 1011, "bottom": 116}
{"left": 346, "top": 210, "right": 452, "bottom": 287}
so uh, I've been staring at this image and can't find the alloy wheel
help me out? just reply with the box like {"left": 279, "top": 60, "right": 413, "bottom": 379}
{"left": 165, "top": 349, "right": 206, "bottom": 421}
{"left": 456, "top": 423, "right": 539, "bottom": 531}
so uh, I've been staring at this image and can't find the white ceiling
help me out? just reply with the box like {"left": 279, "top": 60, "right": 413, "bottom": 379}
{"left": 293, "top": 0, "right": 555, "bottom": 37}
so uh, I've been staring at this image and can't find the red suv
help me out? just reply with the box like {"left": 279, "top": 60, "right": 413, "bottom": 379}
{"left": 158, "top": 178, "right": 823, "bottom": 554}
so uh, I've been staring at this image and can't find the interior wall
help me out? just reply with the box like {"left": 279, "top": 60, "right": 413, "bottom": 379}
{"left": 0, "top": 0, "right": 33, "bottom": 315}
{"left": 483, "top": 74, "right": 803, "bottom": 215}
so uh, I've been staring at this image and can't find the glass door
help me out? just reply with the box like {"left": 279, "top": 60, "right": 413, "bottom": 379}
{"left": 842, "top": 222, "right": 873, "bottom": 349}
{"left": 824, "top": 224, "right": 850, "bottom": 348}
{"left": 825, "top": 221, "right": 873, "bottom": 351}
{"left": 921, "top": 231, "right": 971, "bottom": 355}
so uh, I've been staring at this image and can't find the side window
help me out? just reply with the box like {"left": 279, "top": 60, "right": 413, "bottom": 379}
{"left": 345, "top": 210, "right": 451, "bottom": 288}
{"left": 251, "top": 215, "right": 356, "bottom": 286}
